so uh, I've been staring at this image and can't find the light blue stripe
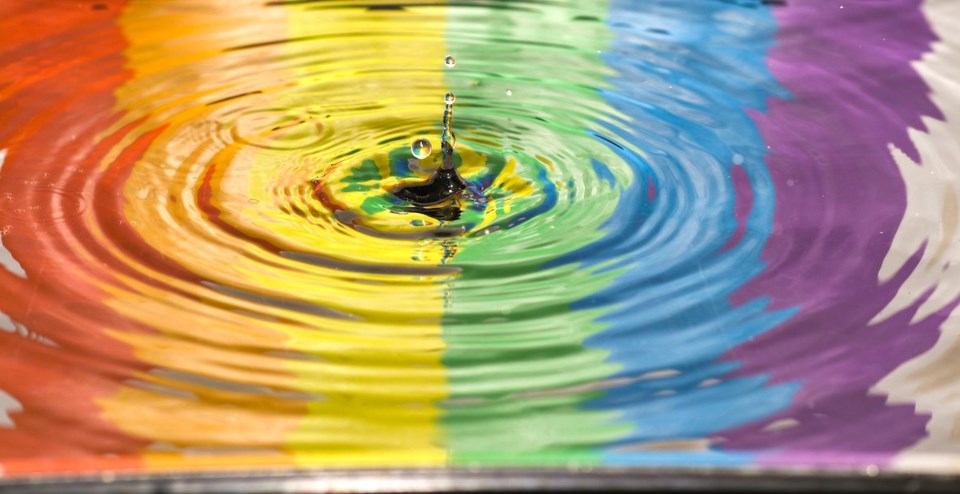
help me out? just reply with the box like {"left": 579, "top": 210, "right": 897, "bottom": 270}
{"left": 552, "top": 0, "right": 800, "bottom": 459}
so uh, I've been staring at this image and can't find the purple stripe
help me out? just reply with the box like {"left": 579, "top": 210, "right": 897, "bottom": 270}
{"left": 721, "top": 164, "right": 753, "bottom": 253}
{"left": 717, "top": 0, "right": 947, "bottom": 466}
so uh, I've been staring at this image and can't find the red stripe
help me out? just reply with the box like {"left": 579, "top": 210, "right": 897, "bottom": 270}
{"left": 0, "top": 0, "right": 151, "bottom": 474}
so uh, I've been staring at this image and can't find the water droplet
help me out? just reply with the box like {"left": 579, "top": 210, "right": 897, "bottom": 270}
{"left": 505, "top": 89, "right": 513, "bottom": 96}
{"left": 444, "top": 55, "right": 456, "bottom": 68}
{"left": 444, "top": 92, "right": 455, "bottom": 104}
{"left": 410, "top": 138, "right": 432, "bottom": 159}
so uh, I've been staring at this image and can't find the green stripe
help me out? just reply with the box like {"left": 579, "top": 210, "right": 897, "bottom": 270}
{"left": 440, "top": 0, "right": 633, "bottom": 465}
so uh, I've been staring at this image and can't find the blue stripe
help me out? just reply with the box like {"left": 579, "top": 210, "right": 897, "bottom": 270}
{"left": 553, "top": 0, "right": 800, "bottom": 460}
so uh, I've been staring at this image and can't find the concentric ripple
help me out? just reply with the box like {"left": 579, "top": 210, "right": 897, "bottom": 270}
{"left": 2, "top": 0, "right": 960, "bottom": 478}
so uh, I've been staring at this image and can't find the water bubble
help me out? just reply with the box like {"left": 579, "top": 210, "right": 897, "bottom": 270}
{"left": 411, "top": 138, "right": 432, "bottom": 159}
{"left": 444, "top": 92, "right": 455, "bottom": 104}
{"left": 506, "top": 89, "right": 513, "bottom": 97}
{"left": 444, "top": 55, "right": 456, "bottom": 68}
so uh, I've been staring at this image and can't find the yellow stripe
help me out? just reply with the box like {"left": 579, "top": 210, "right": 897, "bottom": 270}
{"left": 279, "top": 2, "right": 449, "bottom": 465}
{"left": 95, "top": 0, "right": 449, "bottom": 469}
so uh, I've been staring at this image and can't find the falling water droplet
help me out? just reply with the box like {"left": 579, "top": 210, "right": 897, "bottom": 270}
{"left": 444, "top": 92, "right": 455, "bottom": 104}
{"left": 411, "top": 138, "right": 432, "bottom": 159}
{"left": 444, "top": 55, "right": 456, "bottom": 68}
{"left": 506, "top": 89, "right": 513, "bottom": 97}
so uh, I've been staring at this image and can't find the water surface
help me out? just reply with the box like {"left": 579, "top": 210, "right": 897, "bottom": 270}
{"left": 1, "top": 0, "right": 960, "bottom": 478}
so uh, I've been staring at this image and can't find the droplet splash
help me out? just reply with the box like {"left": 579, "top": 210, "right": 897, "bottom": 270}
{"left": 391, "top": 58, "right": 466, "bottom": 206}
{"left": 441, "top": 92, "right": 455, "bottom": 153}
{"left": 410, "top": 138, "right": 432, "bottom": 159}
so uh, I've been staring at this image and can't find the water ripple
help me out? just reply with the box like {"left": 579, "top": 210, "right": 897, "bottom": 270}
{"left": 0, "top": 0, "right": 958, "bottom": 477}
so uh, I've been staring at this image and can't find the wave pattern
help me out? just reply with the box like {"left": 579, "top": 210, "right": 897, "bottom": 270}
{"left": 0, "top": 0, "right": 959, "bottom": 479}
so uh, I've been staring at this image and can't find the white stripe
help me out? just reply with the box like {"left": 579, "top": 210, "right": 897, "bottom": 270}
{"left": 0, "top": 310, "right": 15, "bottom": 333}
{"left": 0, "top": 236, "right": 25, "bottom": 279}
{"left": 873, "top": 0, "right": 960, "bottom": 471}
{"left": 1, "top": 151, "right": 35, "bottom": 430}
{"left": 0, "top": 388, "right": 21, "bottom": 429}
{"left": 0, "top": 148, "right": 26, "bottom": 279}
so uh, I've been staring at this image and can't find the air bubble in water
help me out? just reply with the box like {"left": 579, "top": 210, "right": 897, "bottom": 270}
{"left": 411, "top": 138, "right": 432, "bottom": 159}
{"left": 444, "top": 55, "right": 456, "bottom": 68}
{"left": 444, "top": 92, "right": 455, "bottom": 104}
